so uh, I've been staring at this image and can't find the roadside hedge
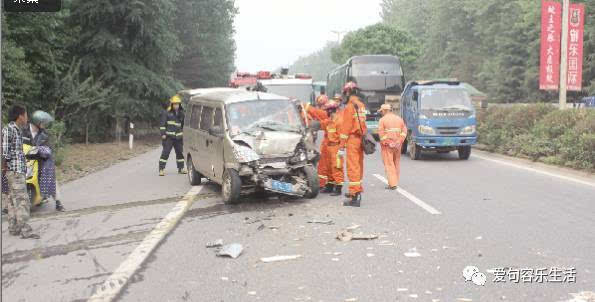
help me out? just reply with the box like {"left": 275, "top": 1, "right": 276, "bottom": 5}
{"left": 477, "top": 104, "right": 595, "bottom": 171}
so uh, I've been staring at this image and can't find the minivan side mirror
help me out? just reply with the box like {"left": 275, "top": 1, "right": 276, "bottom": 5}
{"left": 209, "top": 125, "right": 224, "bottom": 137}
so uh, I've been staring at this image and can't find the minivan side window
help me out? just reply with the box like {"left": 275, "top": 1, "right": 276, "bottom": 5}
{"left": 190, "top": 105, "right": 201, "bottom": 129}
{"left": 214, "top": 108, "right": 223, "bottom": 127}
{"left": 200, "top": 106, "right": 214, "bottom": 131}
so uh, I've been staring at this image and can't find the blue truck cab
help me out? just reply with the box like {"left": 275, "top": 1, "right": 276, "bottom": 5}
{"left": 400, "top": 81, "right": 477, "bottom": 160}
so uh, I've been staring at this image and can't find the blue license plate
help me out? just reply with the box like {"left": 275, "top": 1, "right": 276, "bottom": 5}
{"left": 271, "top": 180, "right": 293, "bottom": 193}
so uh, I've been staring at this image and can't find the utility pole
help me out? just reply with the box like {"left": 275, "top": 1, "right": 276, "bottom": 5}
{"left": 331, "top": 30, "right": 347, "bottom": 44}
{"left": 559, "top": 0, "right": 570, "bottom": 109}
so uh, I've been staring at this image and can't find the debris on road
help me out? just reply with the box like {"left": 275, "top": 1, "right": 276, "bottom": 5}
{"left": 377, "top": 240, "right": 395, "bottom": 246}
{"left": 260, "top": 255, "right": 302, "bottom": 263}
{"left": 475, "top": 236, "right": 483, "bottom": 240}
{"left": 345, "top": 298, "right": 358, "bottom": 302}
{"left": 268, "top": 225, "right": 281, "bottom": 230}
{"left": 397, "top": 288, "right": 408, "bottom": 292}
{"left": 336, "top": 229, "right": 379, "bottom": 242}
{"left": 248, "top": 291, "right": 257, "bottom": 296}
{"left": 409, "top": 294, "right": 419, "bottom": 298}
{"left": 346, "top": 224, "right": 361, "bottom": 230}
{"left": 307, "top": 219, "right": 334, "bottom": 225}
{"left": 404, "top": 248, "right": 421, "bottom": 258}
{"left": 221, "top": 277, "right": 229, "bottom": 281}
{"left": 331, "top": 258, "right": 340, "bottom": 262}
{"left": 206, "top": 239, "right": 224, "bottom": 248}
{"left": 366, "top": 253, "right": 375, "bottom": 257}
{"left": 216, "top": 243, "right": 244, "bottom": 259}
{"left": 257, "top": 224, "right": 265, "bottom": 231}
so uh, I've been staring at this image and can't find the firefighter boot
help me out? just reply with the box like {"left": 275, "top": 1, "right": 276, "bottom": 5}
{"left": 330, "top": 185, "right": 342, "bottom": 196}
{"left": 178, "top": 168, "right": 188, "bottom": 174}
{"left": 321, "top": 184, "right": 334, "bottom": 194}
{"left": 159, "top": 169, "right": 165, "bottom": 176}
{"left": 351, "top": 192, "right": 361, "bottom": 207}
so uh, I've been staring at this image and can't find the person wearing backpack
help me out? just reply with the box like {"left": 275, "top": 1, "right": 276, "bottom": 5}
{"left": 377, "top": 104, "right": 407, "bottom": 190}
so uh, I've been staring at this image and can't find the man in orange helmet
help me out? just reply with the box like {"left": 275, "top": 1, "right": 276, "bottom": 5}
{"left": 338, "top": 81, "right": 367, "bottom": 207}
{"left": 378, "top": 103, "right": 407, "bottom": 190}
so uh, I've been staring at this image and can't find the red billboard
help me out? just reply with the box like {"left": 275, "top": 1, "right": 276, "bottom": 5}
{"left": 566, "top": 3, "right": 585, "bottom": 91}
{"left": 539, "top": 1, "right": 562, "bottom": 91}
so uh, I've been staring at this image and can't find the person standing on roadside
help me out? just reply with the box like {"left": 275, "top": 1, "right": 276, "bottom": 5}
{"left": 1, "top": 105, "right": 40, "bottom": 239}
{"left": 158, "top": 95, "right": 187, "bottom": 176}
{"left": 377, "top": 104, "right": 407, "bottom": 190}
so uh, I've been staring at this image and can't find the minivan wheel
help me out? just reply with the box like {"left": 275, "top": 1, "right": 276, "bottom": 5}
{"left": 187, "top": 156, "right": 202, "bottom": 186}
{"left": 302, "top": 165, "right": 319, "bottom": 199}
{"left": 458, "top": 146, "right": 472, "bottom": 160}
{"left": 222, "top": 169, "right": 242, "bottom": 204}
{"left": 409, "top": 143, "right": 422, "bottom": 160}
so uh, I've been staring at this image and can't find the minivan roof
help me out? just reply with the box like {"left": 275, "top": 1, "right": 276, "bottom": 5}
{"left": 189, "top": 89, "right": 290, "bottom": 105}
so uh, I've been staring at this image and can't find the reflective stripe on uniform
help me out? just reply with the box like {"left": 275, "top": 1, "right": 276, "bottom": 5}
{"left": 380, "top": 135, "right": 388, "bottom": 141}
{"left": 167, "top": 121, "right": 181, "bottom": 126}
{"left": 160, "top": 159, "right": 167, "bottom": 163}
{"left": 340, "top": 134, "right": 349, "bottom": 139}
{"left": 176, "top": 133, "right": 183, "bottom": 136}
{"left": 318, "top": 175, "right": 328, "bottom": 179}
{"left": 348, "top": 182, "right": 361, "bottom": 186}
{"left": 400, "top": 132, "right": 407, "bottom": 137}
{"left": 386, "top": 128, "right": 402, "bottom": 133}
{"left": 159, "top": 127, "right": 166, "bottom": 130}
{"left": 327, "top": 129, "right": 337, "bottom": 133}
{"left": 166, "top": 132, "right": 176, "bottom": 135}
{"left": 177, "top": 159, "right": 185, "bottom": 162}
{"left": 336, "top": 153, "right": 341, "bottom": 169}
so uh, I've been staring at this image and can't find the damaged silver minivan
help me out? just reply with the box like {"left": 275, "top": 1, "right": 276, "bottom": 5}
{"left": 184, "top": 89, "right": 320, "bottom": 204}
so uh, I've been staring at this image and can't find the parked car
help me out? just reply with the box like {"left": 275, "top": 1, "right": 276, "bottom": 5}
{"left": 184, "top": 89, "right": 320, "bottom": 204}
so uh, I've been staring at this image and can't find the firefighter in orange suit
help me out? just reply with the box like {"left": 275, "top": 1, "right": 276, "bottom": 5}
{"left": 321, "top": 100, "right": 344, "bottom": 196}
{"left": 303, "top": 102, "right": 333, "bottom": 192}
{"left": 377, "top": 104, "right": 407, "bottom": 190}
{"left": 338, "top": 82, "right": 367, "bottom": 207}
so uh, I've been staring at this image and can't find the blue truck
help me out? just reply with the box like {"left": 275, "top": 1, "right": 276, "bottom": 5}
{"left": 400, "top": 81, "right": 477, "bottom": 160}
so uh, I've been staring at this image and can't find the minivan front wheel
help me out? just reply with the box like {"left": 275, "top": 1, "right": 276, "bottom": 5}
{"left": 301, "top": 165, "right": 319, "bottom": 199}
{"left": 222, "top": 169, "right": 242, "bottom": 204}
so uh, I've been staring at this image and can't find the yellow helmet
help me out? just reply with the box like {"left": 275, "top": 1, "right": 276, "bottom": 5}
{"left": 170, "top": 94, "right": 182, "bottom": 104}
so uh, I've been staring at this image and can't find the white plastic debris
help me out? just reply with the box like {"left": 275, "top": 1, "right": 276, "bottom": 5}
{"left": 404, "top": 248, "right": 421, "bottom": 258}
{"left": 409, "top": 294, "right": 419, "bottom": 298}
{"left": 261, "top": 255, "right": 302, "bottom": 263}
{"left": 216, "top": 244, "right": 243, "bottom": 259}
{"left": 366, "top": 253, "right": 375, "bottom": 257}
{"left": 345, "top": 298, "right": 358, "bottom": 302}
{"left": 397, "top": 288, "right": 408, "bottom": 292}
{"left": 248, "top": 291, "right": 257, "bottom": 296}
{"left": 307, "top": 219, "right": 334, "bottom": 225}
{"left": 475, "top": 236, "right": 483, "bottom": 240}
{"left": 331, "top": 258, "right": 340, "bottom": 262}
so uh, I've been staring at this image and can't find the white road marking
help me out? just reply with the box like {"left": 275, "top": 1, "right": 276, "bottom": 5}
{"left": 87, "top": 186, "right": 203, "bottom": 302}
{"left": 373, "top": 174, "right": 441, "bottom": 215}
{"left": 473, "top": 154, "right": 595, "bottom": 189}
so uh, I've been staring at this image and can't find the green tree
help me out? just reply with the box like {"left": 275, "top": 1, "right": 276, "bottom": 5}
{"left": 331, "top": 23, "right": 420, "bottom": 74}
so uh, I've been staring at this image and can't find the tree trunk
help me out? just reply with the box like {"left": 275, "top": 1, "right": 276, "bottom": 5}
{"left": 115, "top": 118, "right": 121, "bottom": 144}
{"left": 85, "top": 122, "right": 89, "bottom": 145}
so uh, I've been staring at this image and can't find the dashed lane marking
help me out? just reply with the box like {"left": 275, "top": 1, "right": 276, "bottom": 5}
{"left": 87, "top": 185, "right": 203, "bottom": 302}
{"left": 373, "top": 174, "right": 442, "bottom": 215}
{"left": 473, "top": 154, "right": 595, "bottom": 189}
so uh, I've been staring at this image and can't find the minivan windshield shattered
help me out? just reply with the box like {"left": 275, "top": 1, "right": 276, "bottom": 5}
{"left": 227, "top": 100, "right": 303, "bottom": 137}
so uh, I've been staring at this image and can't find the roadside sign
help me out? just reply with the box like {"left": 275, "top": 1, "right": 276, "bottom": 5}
{"left": 566, "top": 3, "right": 585, "bottom": 91}
{"left": 539, "top": 1, "right": 562, "bottom": 91}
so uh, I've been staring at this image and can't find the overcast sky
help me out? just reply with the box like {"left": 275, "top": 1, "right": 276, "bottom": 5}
{"left": 233, "top": 0, "right": 382, "bottom": 73}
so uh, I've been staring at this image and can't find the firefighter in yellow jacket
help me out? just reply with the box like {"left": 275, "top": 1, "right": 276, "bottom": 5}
{"left": 159, "top": 95, "right": 187, "bottom": 176}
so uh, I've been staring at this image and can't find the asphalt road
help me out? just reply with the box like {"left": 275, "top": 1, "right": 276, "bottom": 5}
{"left": 2, "top": 145, "right": 594, "bottom": 302}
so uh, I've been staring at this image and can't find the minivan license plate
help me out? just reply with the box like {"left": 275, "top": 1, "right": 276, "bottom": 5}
{"left": 271, "top": 180, "right": 293, "bottom": 193}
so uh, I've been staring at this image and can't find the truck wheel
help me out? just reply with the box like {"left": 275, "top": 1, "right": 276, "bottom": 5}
{"left": 187, "top": 156, "right": 202, "bottom": 186}
{"left": 302, "top": 165, "right": 319, "bottom": 199}
{"left": 458, "top": 146, "right": 471, "bottom": 160}
{"left": 222, "top": 169, "right": 242, "bottom": 204}
{"left": 401, "top": 139, "right": 408, "bottom": 154}
{"left": 409, "top": 143, "right": 422, "bottom": 160}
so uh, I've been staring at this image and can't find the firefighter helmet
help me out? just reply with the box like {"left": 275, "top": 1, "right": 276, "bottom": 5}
{"left": 316, "top": 95, "right": 329, "bottom": 107}
{"left": 323, "top": 100, "right": 340, "bottom": 111}
{"left": 170, "top": 94, "right": 182, "bottom": 104}
{"left": 342, "top": 81, "right": 359, "bottom": 95}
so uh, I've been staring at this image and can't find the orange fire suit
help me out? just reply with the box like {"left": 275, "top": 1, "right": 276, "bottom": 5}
{"left": 339, "top": 95, "right": 367, "bottom": 196}
{"left": 378, "top": 112, "right": 407, "bottom": 187}
{"left": 305, "top": 104, "right": 330, "bottom": 187}
{"left": 325, "top": 110, "right": 345, "bottom": 186}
